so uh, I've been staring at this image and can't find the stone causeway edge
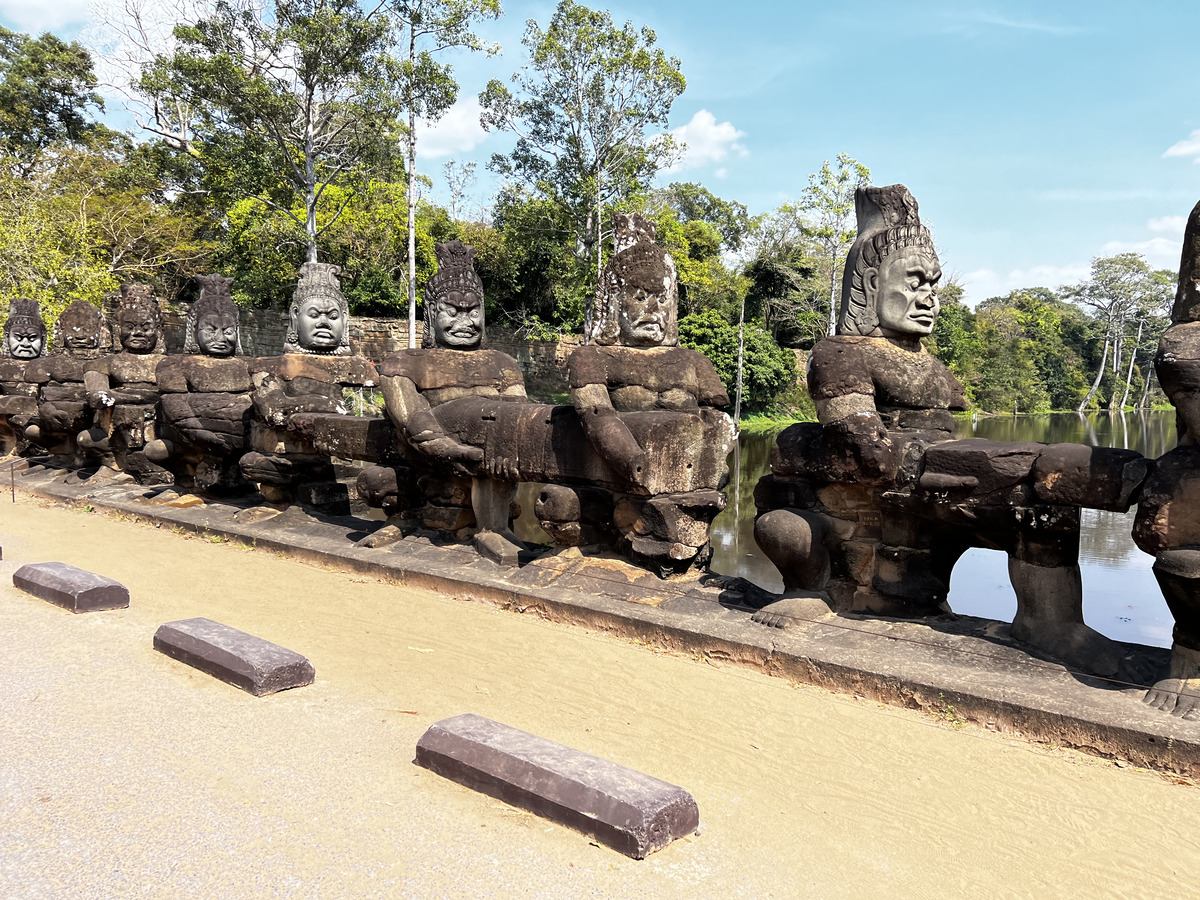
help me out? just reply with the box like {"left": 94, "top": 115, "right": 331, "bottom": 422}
{"left": 7, "top": 461, "right": 1200, "bottom": 778}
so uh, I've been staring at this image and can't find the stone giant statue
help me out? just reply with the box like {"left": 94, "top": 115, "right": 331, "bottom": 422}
{"left": 22, "top": 300, "right": 111, "bottom": 461}
{"left": 0, "top": 298, "right": 45, "bottom": 453}
{"left": 1133, "top": 198, "right": 1200, "bottom": 719}
{"left": 376, "top": 239, "right": 529, "bottom": 560}
{"left": 148, "top": 274, "right": 254, "bottom": 493}
{"left": 754, "top": 185, "right": 1145, "bottom": 679}
{"left": 77, "top": 284, "right": 172, "bottom": 481}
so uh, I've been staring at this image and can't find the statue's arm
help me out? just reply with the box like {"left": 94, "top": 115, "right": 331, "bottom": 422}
{"left": 83, "top": 369, "right": 115, "bottom": 409}
{"left": 695, "top": 356, "right": 730, "bottom": 408}
{"left": 571, "top": 381, "right": 648, "bottom": 486}
{"left": 815, "top": 392, "right": 899, "bottom": 481}
{"left": 379, "top": 374, "right": 482, "bottom": 473}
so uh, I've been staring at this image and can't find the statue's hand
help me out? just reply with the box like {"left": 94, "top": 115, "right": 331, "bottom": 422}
{"left": 585, "top": 414, "right": 648, "bottom": 486}
{"left": 416, "top": 435, "right": 484, "bottom": 477}
{"left": 87, "top": 390, "right": 115, "bottom": 409}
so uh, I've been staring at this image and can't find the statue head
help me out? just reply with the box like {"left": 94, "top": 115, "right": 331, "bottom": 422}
{"left": 285, "top": 262, "right": 351, "bottom": 355}
{"left": 3, "top": 298, "right": 46, "bottom": 359}
{"left": 839, "top": 184, "right": 941, "bottom": 340}
{"left": 185, "top": 274, "right": 241, "bottom": 357}
{"left": 1173, "top": 198, "right": 1200, "bottom": 324}
{"left": 423, "top": 240, "right": 485, "bottom": 350}
{"left": 591, "top": 214, "right": 679, "bottom": 347}
{"left": 115, "top": 283, "right": 165, "bottom": 354}
{"left": 53, "top": 300, "right": 110, "bottom": 355}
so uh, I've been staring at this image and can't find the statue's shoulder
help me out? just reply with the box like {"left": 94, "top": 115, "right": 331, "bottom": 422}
{"left": 566, "top": 344, "right": 611, "bottom": 386}
{"left": 807, "top": 336, "right": 877, "bottom": 398}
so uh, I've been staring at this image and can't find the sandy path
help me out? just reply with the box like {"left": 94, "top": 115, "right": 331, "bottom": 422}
{"left": 0, "top": 497, "right": 1196, "bottom": 899}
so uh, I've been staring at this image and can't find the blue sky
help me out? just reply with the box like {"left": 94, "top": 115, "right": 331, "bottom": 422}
{"left": 7, "top": 0, "right": 1200, "bottom": 305}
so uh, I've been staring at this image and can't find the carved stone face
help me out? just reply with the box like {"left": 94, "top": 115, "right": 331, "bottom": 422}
{"left": 433, "top": 290, "right": 483, "bottom": 349}
{"left": 60, "top": 313, "right": 102, "bottom": 350}
{"left": 6, "top": 325, "right": 43, "bottom": 359}
{"left": 119, "top": 307, "right": 160, "bottom": 353}
{"left": 618, "top": 284, "right": 670, "bottom": 347}
{"left": 196, "top": 313, "right": 239, "bottom": 357}
{"left": 868, "top": 248, "right": 942, "bottom": 338}
{"left": 293, "top": 296, "right": 345, "bottom": 351}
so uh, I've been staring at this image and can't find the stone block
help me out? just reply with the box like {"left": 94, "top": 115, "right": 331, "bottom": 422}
{"left": 1032, "top": 443, "right": 1147, "bottom": 512}
{"left": 12, "top": 562, "right": 130, "bottom": 612}
{"left": 153, "top": 617, "right": 314, "bottom": 696}
{"left": 288, "top": 412, "right": 397, "bottom": 461}
{"left": 415, "top": 713, "right": 699, "bottom": 859}
{"left": 252, "top": 354, "right": 378, "bottom": 387}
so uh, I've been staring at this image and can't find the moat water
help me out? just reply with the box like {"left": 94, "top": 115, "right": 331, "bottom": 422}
{"left": 707, "top": 411, "right": 1179, "bottom": 649}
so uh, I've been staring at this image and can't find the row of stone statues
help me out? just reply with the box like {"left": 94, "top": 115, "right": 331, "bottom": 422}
{"left": 0, "top": 216, "right": 736, "bottom": 576}
{"left": 4, "top": 194, "right": 1200, "bottom": 722}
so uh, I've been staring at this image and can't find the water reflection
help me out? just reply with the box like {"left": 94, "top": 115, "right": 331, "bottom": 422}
{"left": 709, "top": 411, "right": 1179, "bottom": 649}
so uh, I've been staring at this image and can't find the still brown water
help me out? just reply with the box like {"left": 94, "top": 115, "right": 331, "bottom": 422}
{"left": 708, "top": 411, "right": 1179, "bottom": 649}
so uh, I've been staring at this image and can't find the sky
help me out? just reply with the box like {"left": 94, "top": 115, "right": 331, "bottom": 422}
{"left": 5, "top": 0, "right": 1200, "bottom": 306}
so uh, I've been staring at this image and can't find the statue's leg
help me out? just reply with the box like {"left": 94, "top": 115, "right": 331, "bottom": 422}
{"left": 471, "top": 477, "right": 524, "bottom": 566}
{"left": 752, "top": 508, "right": 834, "bottom": 629}
{"left": 1008, "top": 511, "right": 1125, "bottom": 677}
{"left": 1145, "top": 550, "right": 1200, "bottom": 718}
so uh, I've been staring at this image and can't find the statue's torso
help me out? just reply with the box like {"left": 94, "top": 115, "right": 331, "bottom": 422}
{"left": 567, "top": 345, "right": 728, "bottom": 411}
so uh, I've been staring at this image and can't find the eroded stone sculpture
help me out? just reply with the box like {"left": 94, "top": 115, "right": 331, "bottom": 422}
{"left": 148, "top": 274, "right": 253, "bottom": 492}
{"left": 754, "top": 185, "right": 1146, "bottom": 678}
{"left": 375, "top": 239, "right": 528, "bottom": 559}
{"left": 22, "top": 300, "right": 111, "bottom": 461}
{"left": 551, "top": 213, "right": 736, "bottom": 572}
{"left": 241, "top": 264, "right": 375, "bottom": 505}
{"left": 0, "top": 298, "right": 45, "bottom": 453}
{"left": 184, "top": 274, "right": 241, "bottom": 357}
{"left": 1133, "top": 198, "right": 1200, "bottom": 718}
{"left": 75, "top": 284, "right": 172, "bottom": 481}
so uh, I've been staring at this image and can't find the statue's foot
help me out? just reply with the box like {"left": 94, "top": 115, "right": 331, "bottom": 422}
{"left": 1144, "top": 644, "right": 1200, "bottom": 719}
{"left": 751, "top": 591, "right": 834, "bottom": 630}
{"left": 474, "top": 530, "right": 526, "bottom": 567}
{"left": 1011, "top": 616, "right": 1124, "bottom": 677}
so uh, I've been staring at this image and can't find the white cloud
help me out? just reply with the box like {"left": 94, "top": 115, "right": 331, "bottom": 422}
{"left": 1100, "top": 236, "right": 1181, "bottom": 270}
{"left": 0, "top": 0, "right": 91, "bottom": 31}
{"left": 967, "top": 12, "right": 1081, "bottom": 34}
{"left": 667, "top": 109, "right": 747, "bottom": 172}
{"left": 960, "top": 263, "right": 1090, "bottom": 306}
{"left": 1163, "top": 129, "right": 1200, "bottom": 163}
{"left": 1148, "top": 215, "right": 1187, "bottom": 234}
{"left": 417, "top": 96, "right": 487, "bottom": 160}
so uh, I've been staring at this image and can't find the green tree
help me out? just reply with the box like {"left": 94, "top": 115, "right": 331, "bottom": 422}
{"left": 1061, "top": 253, "right": 1175, "bottom": 411}
{"left": 973, "top": 302, "right": 1050, "bottom": 413}
{"left": 798, "top": 153, "right": 870, "bottom": 335}
{"left": 390, "top": 0, "right": 501, "bottom": 347}
{"left": 654, "top": 181, "right": 752, "bottom": 253}
{"left": 151, "top": 0, "right": 402, "bottom": 263}
{"left": 678, "top": 309, "right": 796, "bottom": 414}
{"left": 479, "top": 0, "right": 685, "bottom": 335}
{"left": 469, "top": 185, "right": 590, "bottom": 332}
{"left": 0, "top": 27, "right": 107, "bottom": 174}
{"left": 927, "top": 282, "right": 981, "bottom": 402}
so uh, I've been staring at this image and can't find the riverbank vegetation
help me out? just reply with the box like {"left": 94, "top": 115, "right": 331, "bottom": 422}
{"left": 0, "top": 4, "right": 1179, "bottom": 418}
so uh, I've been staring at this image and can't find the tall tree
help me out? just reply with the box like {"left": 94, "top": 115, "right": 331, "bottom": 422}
{"left": 797, "top": 153, "right": 870, "bottom": 336}
{"left": 85, "top": 0, "right": 216, "bottom": 154}
{"left": 389, "top": 0, "right": 500, "bottom": 347}
{"left": 0, "top": 27, "right": 107, "bottom": 174}
{"left": 1061, "top": 254, "right": 1173, "bottom": 411}
{"left": 479, "top": 0, "right": 685, "bottom": 337}
{"left": 151, "top": 0, "right": 402, "bottom": 263}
